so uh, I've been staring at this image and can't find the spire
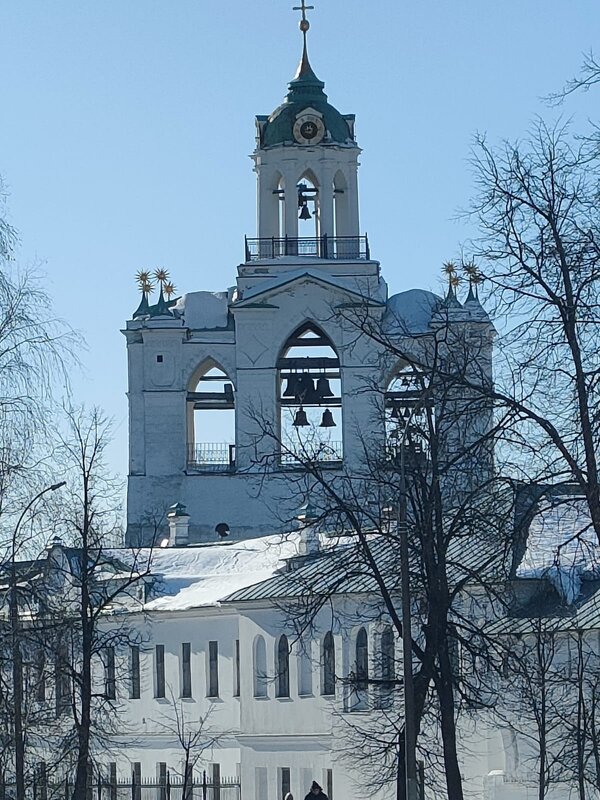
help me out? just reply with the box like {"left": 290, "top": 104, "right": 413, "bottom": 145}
{"left": 288, "top": 1, "right": 326, "bottom": 101}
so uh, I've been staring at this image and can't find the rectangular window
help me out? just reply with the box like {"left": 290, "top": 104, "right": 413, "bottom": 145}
{"left": 234, "top": 640, "right": 241, "bottom": 697}
{"left": 181, "top": 643, "right": 192, "bottom": 698}
{"left": 36, "top": 762, "right": 47, "bottom": 800}
{"left": 208, "top": 641, "right": 219, "bottom": 697}
{"left": 132, "top": 763, "right": 142, "bottom": 800}
{"left": 326, "top": 769, "right": 333, "bottom": 800}
{"left": 108, "top": 763, "right": 117, "bottom": 800}
{"left": 255, "top": 767, "right": 268, "bottom": 800}
{"left": 130, "top": 646, "right": 141, "bottom": 699}
{"left": 211, "top": 763, "right": 221, "bottom": 800}
{"left": 155, "top": 645, "right": 165, "bottom": 698}
{"left": 156, "top": 763, "right": 167, "bottom": 800}
{"left": 279, "top": 767, "right": 291, "bottom": 800}
{"left": 105, "top": 646, "right": 116, "bottom": 700}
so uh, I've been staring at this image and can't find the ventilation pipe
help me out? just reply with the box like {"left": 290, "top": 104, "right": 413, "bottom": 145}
{"left": 167, "top": 503, "right": 190, "bottom": 547}
{"left": 297, "top": 501, "right": 320, "bottom": 556}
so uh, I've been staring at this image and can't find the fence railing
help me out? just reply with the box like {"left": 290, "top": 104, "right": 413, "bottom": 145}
{"left": 12, "top": 772, "right": 241, "bottom": 800}
{"left": 188, "top": 443, "right": 236, "bottom": 471}
{"left": 280, "top": 439, "right": 343, "bottom": 465}
{"left": 244, "top": 234, "right": 370, "bottom": 261}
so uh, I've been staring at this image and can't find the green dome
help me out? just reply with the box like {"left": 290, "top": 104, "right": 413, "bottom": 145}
{"left": 260, "top": 44, "right": 354, "bottom": 148}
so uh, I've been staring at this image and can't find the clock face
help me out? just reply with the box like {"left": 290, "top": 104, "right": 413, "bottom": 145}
{"left": 293, "top": 114, "right": 325, "bottom": 145}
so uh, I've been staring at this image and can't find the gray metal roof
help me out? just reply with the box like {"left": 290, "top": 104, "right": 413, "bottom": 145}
{"left": 223, "top": 530, "right": 507, "bottom": 604}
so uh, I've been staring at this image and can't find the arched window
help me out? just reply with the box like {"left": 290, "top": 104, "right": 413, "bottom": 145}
{"left": 275, "top": 635, "right": 290, "bottom": 698}
{"left": 321, "top": 632, "right": 336, "bottom": 696}
{"left": 378, "top": 626, "right": 395, "bottom": 709}
{"left": 385, "top": 366, "right": 432, "bottom": 462}
{"left": 187, "top": 362, "right": 235, "bottom": 471}
{"left": 298, "top": 639, "right": 313, "bottom": 696}
{"left": 253, "top": 636, "right": 267, "bottom": 698}
{"left": 278, "top": 323, "right": 342, "bottom": 464}
{"left": 355, "top": 628, "right": 369, "bottom": 691}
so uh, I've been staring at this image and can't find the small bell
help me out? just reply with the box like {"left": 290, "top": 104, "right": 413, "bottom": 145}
{"left": 299, "top": 204, "right": 312, "bottom": 221}
{"left": 283, "top": 376, "right": 298, "bottom": 397}
{"left": 293, "top": 407, "right": 309, "bottom": 427}
{"left": 316, "top": 376, "right": 334, "bottom": 399}
{"left": 319, "top": 409, "right": 336, "bottom": 428}
{"left": 390, "top": 405, "right": 402, "bottom": 420}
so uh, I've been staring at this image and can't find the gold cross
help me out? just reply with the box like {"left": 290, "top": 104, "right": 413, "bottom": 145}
{"left": 293, "top": 0, "right": 314, "bottom": 24}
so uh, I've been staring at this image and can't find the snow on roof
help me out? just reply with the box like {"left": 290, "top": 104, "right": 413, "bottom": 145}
{"left": 518, "top": 498, "right": 600, "bottom": 603}
{"left": 109, "top": 533, "right": 302, "bottom": 612}
{"left": 172, "top": 291, "right": 230, "bottom": 330}
{"left": 383, "top": 289, "right": 442, "bottom": 336}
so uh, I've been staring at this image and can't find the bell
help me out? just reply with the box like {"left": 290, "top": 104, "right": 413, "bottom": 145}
{"left": 299, "top": 204, "right": 312, "bottom": 221}
{"left": 294, "top": 375, "right": 315, "bottom": 402}
{"left": 390, "top": 405, "right": 402, "bottom": 420}
{"left": 283, "top": 376, "right": 298, "bottom": 397}
{"left": 316, "top": 376, "right": 334, "bottom": 399}
{"left": 319, "top": 409, "right": 336, "bottom": 428}
{"left": 293, "top": 407, "right": 309, "bottom": 427}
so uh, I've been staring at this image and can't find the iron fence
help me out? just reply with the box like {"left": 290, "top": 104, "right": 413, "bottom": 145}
{"left": 187, "top": 443, "right": 236, "bottom": 471}
{"left": 4, "top": 771, "right": 241, "bottom": 800}
{"left": 244, "top": 235, "right": 370, "bottom": 261}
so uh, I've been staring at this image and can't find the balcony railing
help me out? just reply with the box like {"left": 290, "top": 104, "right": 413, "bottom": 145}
{"left": 280, "top": 440, "right": 343, "bottom": 465}
{"left": 244, "top": 235, "right": 370, "bottom": 262}
{"left": 188, "top": 443, "right": 235, "bottom": 472}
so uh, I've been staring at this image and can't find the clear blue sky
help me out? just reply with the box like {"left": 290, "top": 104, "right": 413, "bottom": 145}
{"left": 1, "top": 1, "right": 597, "bottom": 480}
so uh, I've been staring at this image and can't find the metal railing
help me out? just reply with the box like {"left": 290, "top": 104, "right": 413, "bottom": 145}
{"left": 20, "top": 772, "right": 240, "bottom": 800}
{"left": 244, "top": 235, "right": 370, "bottom": 261}
{"left": 188, "top": 443, "right": 235, "bottom": 471}
{"left": 280, "top": 439, "right": 343, "bottom": 465}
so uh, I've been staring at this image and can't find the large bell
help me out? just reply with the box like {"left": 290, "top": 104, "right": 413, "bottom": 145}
{"left": 319, "top": 409, "right": 336, "bottom": 428}
{"left": 294, "top": 375, "right": 315, "bottom": 402}
{"left": 293, "top": 407, "right": 309, "bottom": 427}
{"left": 299, "top": 204, "right": 312, "bottom": 221}
{"left": 282, "top": 375, "right": 298, "bottom": 397}
{"left": 316, "top": 375, "right": 334, "bottom": 399}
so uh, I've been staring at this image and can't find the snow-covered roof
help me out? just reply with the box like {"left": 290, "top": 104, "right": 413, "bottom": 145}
{"left": 109, "top": 534, "right": 303, "bottom": 612}
{"left": 383, "top": 289, "right": 442, "bottom": 336}
{"left": 172, "top": 291, "right": 230, "bottom": 330}
{"left": 517, "top": 498, "right": 600, "bottom": 604}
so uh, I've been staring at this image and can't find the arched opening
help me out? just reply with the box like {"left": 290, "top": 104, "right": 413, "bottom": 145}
{"left": 278, "top": 323, "right": 342, "bottom": 464}
{"left": 253, "top": 636, "right": 267, "bottom": 698}
{"left": 298, "top": 639, "right": 313, "bottom": 696}
{"left": 275, "top": 635, "right": 290, "bottom": 698}
{"left": 321, "top": 631, "right": 336, "bottom": 696}
{"left": 187, "top": 361, "right": 235, "bottom": 471}
{"left": 348, "top": 627, "right": 369, "bottom": 711}
{"left": 297, "top": 171, "right": 320, "bottom": 241}
{"left": 385, "top": 365, "right": 432, "bottom": 463}
{"left": 377, "top": 626, "right": 395, "bottom": 709}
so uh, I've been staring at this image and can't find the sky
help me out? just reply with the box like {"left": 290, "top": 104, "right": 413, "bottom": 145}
{"left": 0, "top": 1, "right": 598, "bottom": 481}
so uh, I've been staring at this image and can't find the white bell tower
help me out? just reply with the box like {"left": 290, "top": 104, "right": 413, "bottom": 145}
{"left": 252, "top": 4, "right": 361, "bottom": 250}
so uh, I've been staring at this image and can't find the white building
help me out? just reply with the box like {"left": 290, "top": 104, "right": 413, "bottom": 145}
{"left": 7, "top": 11, "right": 596, "bottom": 800}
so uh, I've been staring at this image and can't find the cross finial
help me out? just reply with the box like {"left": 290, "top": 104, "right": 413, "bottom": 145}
{"left": 293, "top": 0, "right": 314, "bottom": 36}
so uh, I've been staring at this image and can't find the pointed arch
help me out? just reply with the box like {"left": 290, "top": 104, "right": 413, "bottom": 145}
{"left": 278, "top": 322, "right": 342, "bottom": 465}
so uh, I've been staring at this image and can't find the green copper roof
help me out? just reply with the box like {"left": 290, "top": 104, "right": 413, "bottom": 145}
{"left": 260, "top": 41, "right": 354, "bottom": 148}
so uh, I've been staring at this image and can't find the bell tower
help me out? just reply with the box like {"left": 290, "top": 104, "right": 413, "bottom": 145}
{"left": 252, "top": 2, "right": 361, "bottom": 252}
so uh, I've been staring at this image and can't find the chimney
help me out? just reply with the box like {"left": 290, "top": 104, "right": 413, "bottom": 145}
{"left": 167, "top": 503, "right": 190, "bottom": 547}
{"left": 297, "top": 501, "right": 320, "bottom": 556}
